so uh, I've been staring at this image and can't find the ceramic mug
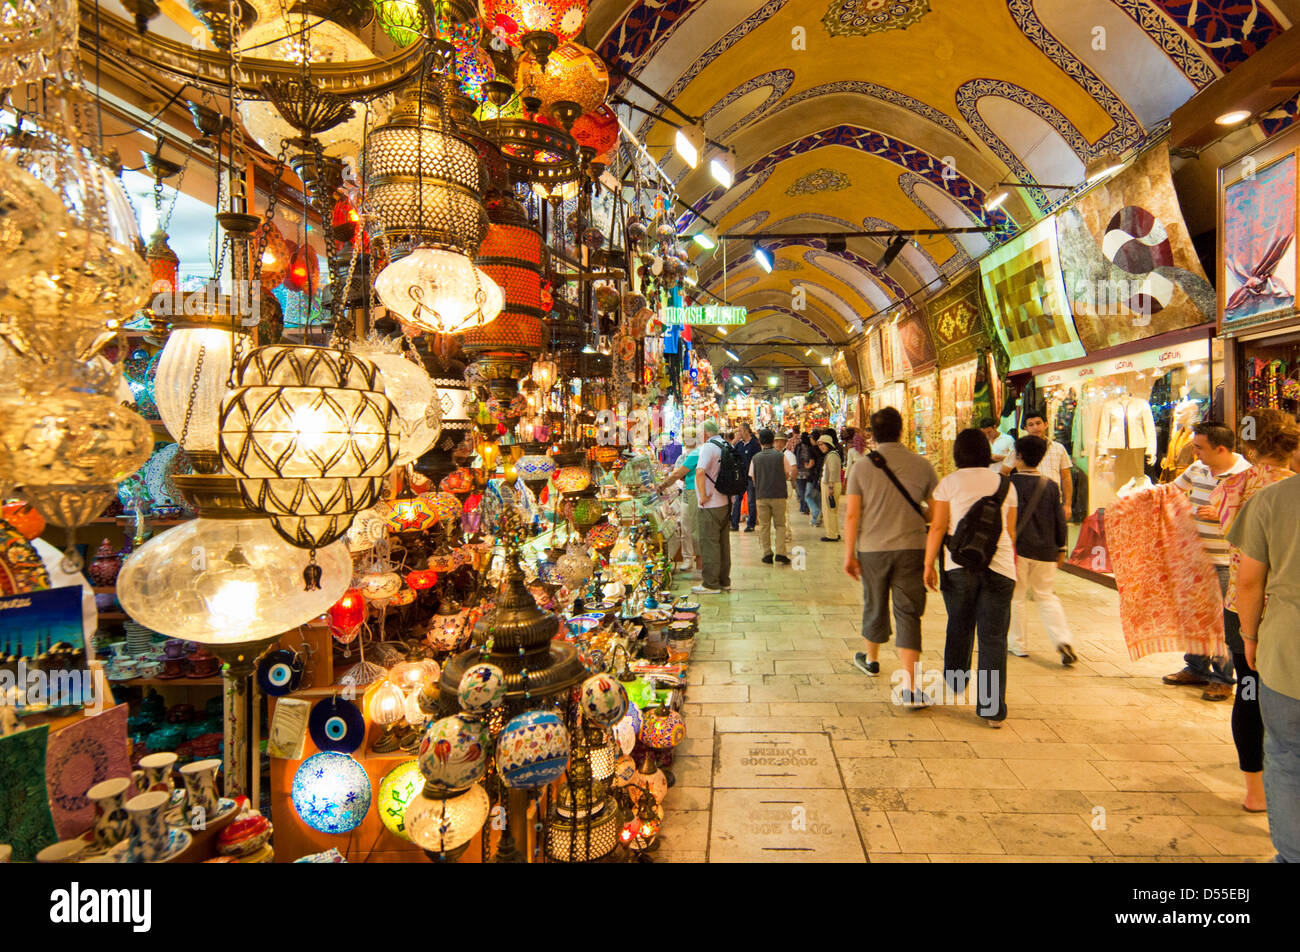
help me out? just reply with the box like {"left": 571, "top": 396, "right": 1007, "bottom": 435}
{"left": 179, "top": 758, "right": 221, "bottom": 822}
{"left": 135, "top": 751, "right": 178, "bottom": 794}
{"left": 110, "top": 659, "right": 138, "bottom": 680}
{"left": 136, "top": 661, "right": 162, "bottom": 679}
{"left": 125, "top": 791, "right": 170, "bottom": 863}
{"left": 86, "top": 776, "right": 132, "bottom": 850}
{"left": 36, "top": 839, "right": 88, "bottom": 864}
{"left": 163, "top": 640, "right": 184, "bottom": 660}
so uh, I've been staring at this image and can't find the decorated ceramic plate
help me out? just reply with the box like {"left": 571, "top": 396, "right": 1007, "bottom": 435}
{"left": 154, "top": 827, "right": 192, "bottom": 863}
{"left": 0, "top": 519, "right": 50, "bottom": 594}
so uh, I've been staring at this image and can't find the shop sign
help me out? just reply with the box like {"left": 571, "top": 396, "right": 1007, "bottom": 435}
{"left": 1036, "top": 341, "right": 1211, "bottom": 387}
{"left": 783, "top": 369, "right": 811, "bottom": 393}
{"left": 659, "top": 305, "right": 748, "bottom": 326}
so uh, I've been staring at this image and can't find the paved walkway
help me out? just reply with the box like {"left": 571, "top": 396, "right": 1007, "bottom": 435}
{"left": 658, "top": 508, "right": 1275, "bottom": 862}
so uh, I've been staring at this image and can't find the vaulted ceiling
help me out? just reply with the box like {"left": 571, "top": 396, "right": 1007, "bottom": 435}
{"left": 591, "top": 0, "right": 1300, "bottom": 350}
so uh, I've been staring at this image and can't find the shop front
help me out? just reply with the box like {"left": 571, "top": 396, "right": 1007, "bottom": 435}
{"left": 1217, "top": 124, "right": 1300, "bottom": 430}
{"left": 1033, "top": 331, "right": 1222, "bottom": 583}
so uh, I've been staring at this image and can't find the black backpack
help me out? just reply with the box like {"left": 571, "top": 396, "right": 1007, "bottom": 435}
{"left": 707, "top": 437, "right": 749, "bottom": 497}
{"left": 946, "top": 476, "right": 1011, "bottom": 571}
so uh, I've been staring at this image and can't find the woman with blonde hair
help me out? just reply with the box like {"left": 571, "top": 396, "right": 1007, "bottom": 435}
{"left": 1212, "top": 406, "right": 1300, "bottom": 813}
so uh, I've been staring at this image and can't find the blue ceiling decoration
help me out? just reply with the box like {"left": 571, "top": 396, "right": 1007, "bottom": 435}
{"left": 745, "top": 80, "right": 972, "bottom": 144}
{"left": 1137, "top": 0, "right": 1287, "bottom": 73}
{"left": 676, "top": 125, "right": 1012, "bottom": 233}
{"left": 597, "top": 0, "right": 707, "bottom": 71}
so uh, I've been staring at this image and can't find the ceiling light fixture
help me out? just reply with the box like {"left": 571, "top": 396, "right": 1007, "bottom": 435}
{"left": 1084, "top": 152, "right": 1125, "bottom": 184}
{"left": 716, "top": 326, "right": 727, "bottom": 335}
{"left": 709, "top": 148, "right": 734, "bottom": 188}
{"left": 826, "top": 235, "right": 846, "bottom": 253}
{"left": 1215, "top": 109, "right": 1251, "bottom": 126}
{"left": 879, "top": 235, "right": 907, "bottom": 269}
{"left": 984, "top": 191, "right": 1009, "bottom": 212}
{"left": 754, "top": 245, "right": 773, "bottom": 273}
{"left": 675, "top": 122, "right": 705, "bottom": 168}
{"left": 725, "top": 349, "right": 740, "bottom": 362}
{"left": 692, "top": 226, "right": 718, "bottom": 250}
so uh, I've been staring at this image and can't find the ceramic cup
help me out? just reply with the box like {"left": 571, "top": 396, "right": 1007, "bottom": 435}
{"left": 136, "top": 751, "right": 178, "bottom": 793}
{"left": 125, "top": 790, "right": 170, "bottom": 863}
{"left": 87, "top": 776, "right": 132, "bottom": 850}
{"left": 36, "top": 839, "right": 88, "bottom": 864}
{"left": 163, "top": 640, "right": 184, "bottom": 660}
{"left": 179, "top": 758, "right": 221, "bottom": 822}
{"left": 137, "top": 661, "right": 162, "bottom": 679}
{"left": 110, "top": 659, "right": 138, "bottom": 680}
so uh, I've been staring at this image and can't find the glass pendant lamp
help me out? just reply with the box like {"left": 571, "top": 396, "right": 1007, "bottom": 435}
{"left": 154, "top": 296, "right": 254, "bottom": 473}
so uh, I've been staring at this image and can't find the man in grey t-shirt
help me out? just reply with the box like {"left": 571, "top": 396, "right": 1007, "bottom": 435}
{"left": 843, "top": 407, "right": 939, "bottom": 707}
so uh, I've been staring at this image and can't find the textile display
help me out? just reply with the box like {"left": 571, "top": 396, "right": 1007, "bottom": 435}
{"left": 830, "top": 350, "right": 857, "bottom": 390}
{"left": 867, "top": 329, "right": 885, "bottom": 389}
{"left": 980, "top": 217, "right": 1086, "bottom": 371}
{"left": 937, "top": 357, "right": 978, "bottom": 477}
{"left": 1211, "top": 463, "right": 1295, "bottom": 612}
{"left": 44, "top": 703, "right": 131, "bottom": 839}
{"left": 1057, "top": 147, "right": 1214, "bottom": 352}
{"left": 891, "top": 307, "right": 937, "bottom": 376}
{"left": 1221, "top": 152, "right": 1296, "bottom": 332}
{"left": 908, "top": 371, "right": 942, "bottom": 474}
{"left": 924, "top": 272, "right": 993, "bottom": 368}
{"left": 0, "top": 725, "right": 59, "bottom": 861}
{"left": 1105, "top": 483, "right": 1226, "bottom": 661}
{"left": 855, "top": 341, "right": 874, "bottom": 392}
{"left": 1068, "top": 508, "right": 1110, "bottom": 572}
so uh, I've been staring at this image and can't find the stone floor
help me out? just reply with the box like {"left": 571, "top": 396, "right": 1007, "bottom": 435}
{"left": 656, "top": 510, "right": 1275, "bottom": 863}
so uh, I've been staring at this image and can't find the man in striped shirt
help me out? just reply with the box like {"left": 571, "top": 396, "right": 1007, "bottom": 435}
{"left": 1166, "top": 421, "right": 1251, "bottom": 700}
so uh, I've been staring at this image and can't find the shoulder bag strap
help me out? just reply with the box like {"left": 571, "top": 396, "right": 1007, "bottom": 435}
{"left": 868, "top": 451, "right": 924, "bottom": 518}
{"left": 1016, "top": 476, "right": 1051, "bottom": 531}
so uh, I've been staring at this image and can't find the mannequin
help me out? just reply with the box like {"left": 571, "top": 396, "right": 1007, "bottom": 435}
{"left": 1117, "top": 474, "right": 1155, "bottom": 497}
{"left": 1161, "top": 383, "right": 1203, "bottom": 482}
{"left": 1097, "top": 387, "right": 1157, "bottom": 504}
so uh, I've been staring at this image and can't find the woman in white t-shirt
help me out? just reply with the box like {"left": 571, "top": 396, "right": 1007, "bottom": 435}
{"left": 923, "top": 428, "right": 1019, "bottom": 726}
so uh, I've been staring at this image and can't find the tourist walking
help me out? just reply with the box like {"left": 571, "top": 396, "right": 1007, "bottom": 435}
{"left": 796, "top": 432, "right": 813, "bottom": 515}
{"left": 731, "top": 423, "right": 762, "bottom": 532}
{"left": 1212, "top": 408, "right": 1299, "bottom": 813}
{"left": 982, "top": 417, "right": 1016, "bottom": 472}
{"left": 843, "top": 428, "right": 865, "bottom": 483}
{"left": 924, "top": 428, "right": 1018, "bottom": 725}
{"left": 1165, "top": 421, "right": 1251, "bottom": 701}
{"left": 750, "top": 428, "right": 790, "bottom": 565}
{"left": 657, "top": 428, "right": 701, "bottom": 577}
{"left": 1001, "top": 410, "right": 1071, "bottom": 522}
{"left": 693, "top": 420, "right": 732, "bottom": 595}
{"left": 802, "top": 432, "right": 824, "bottom": 527}
{"left": 818, "top": 433, "right": 842, "bottom": 542}
{"left": 1007, "top": 435, "right": 1076, "bottom": 664}
{"left": 1227, "top": 465, "right": 1300, "bottom": 862}
{"left": 843, "top": 407, "right": 938, "bottom": 707}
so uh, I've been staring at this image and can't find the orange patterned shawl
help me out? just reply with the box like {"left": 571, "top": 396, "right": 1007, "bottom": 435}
{"left": 1106, "top": 483, "right": 1225, "bottom": 660}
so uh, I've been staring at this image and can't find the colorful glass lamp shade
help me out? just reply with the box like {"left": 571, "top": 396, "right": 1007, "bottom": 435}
{"left": 375, "top": 248, "right": 505, "bottom": 336}
{"left": 351, "top": 336, "right": 441, "bottom": 467}
{"left": 376, "top": 759, "right": 423, "bottom": 840}
{"left": 218, "top": 345, "right": 400, "bottom": 558}
{"left": 291, "top": 752, "right": 372, "bottom": 834}
{"left": 404, "top": 781, "right": 490, "bottom": 859}
{"left": 484, "top": 0, "right": 589, "bottom": 49}
{"left": 515, "top": 41, "right": 608, "bottom": 118}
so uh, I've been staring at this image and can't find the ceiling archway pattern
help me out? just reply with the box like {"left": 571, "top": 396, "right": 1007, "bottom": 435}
{"left": 680, "top": 167, "right": 775, "bottom": 229}
{"left": 897, "top": 172, "right": 979, "bottom": 272}
{"left": 1137, "top": 0, "right": 1287, "bottom": 72}
{"left": 746, "top": 80, "right": 971, "bottom": 144}
{"left": 728, "top": 305, "right": 836, "bottom": 342}
{"left": 708, "top": 70, "right": 798, "bottom": 141}
{"left": 764, "top": 211, "right": 932, "bottom": 288}
{"left": 955, "top": 78, "right": 1091, "bottom": 211}
{"left": 597, "top": 0, "right": 705, "bottom": 69}
{"left": 1008, "top": 0, "right": 1144, "bottom": 150}
{"left": 1108, "top": 0, "right": 1220, "bottom": 83}
{"left": 677, "top": 125, "right": 1011, "bottom": 232}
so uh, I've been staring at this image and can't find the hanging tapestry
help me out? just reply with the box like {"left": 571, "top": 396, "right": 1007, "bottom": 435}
{"left": 980, "top": 217, "right": 1086, "bottom": 371}
{"left": 924, "top": 273, "right": 992, "bottom": 368}
{"left": 1057, "top": 148, "right": 1214, "bottom": 352}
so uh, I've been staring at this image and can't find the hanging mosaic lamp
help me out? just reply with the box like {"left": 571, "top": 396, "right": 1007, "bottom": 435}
{"left": 404, "top": 781, "right": 490, "bottom": 860}
{"left": 484, "top": 0, "right": 589, "bottom": 53}
{"left": 256, "top": 220, "right": 291, "bottom": 292}
{"left": 514, "top": 41, "right": 608, "bottom": 118}
{"left": 364, "top": 70, "right": 489, "bottom": 260}
{"left": 453, "top": 39, "right": 496, "bottom": 104}
{"left": 570, "top": 104, "right": 618, "bottom": 158}
{"left": 375, "top": 247, "right": 505, "bottom": 336}
{"left": 154, "top": 296, "right": 255, "bottom": 473}
{"left": 145, "top": 228, "right": 180, "bottom": 293}
{"left": 463, "top": 191, "right": 545, "bottom": 400}
{"left": 376, "top": 759, "right": 423, "bottom": 839}
{"left": 350, "top": 335, "right": 442, "bottom": 467}
{"left": 218, "top": 345, "right": 400, "bottom": 583}
{"left": 291, "top": 752, "right": 371, "bottom": 834}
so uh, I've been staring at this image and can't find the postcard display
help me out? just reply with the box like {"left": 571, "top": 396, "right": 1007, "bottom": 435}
{"left": 1218, "top": 126, "right": 1300, "bottom": 427}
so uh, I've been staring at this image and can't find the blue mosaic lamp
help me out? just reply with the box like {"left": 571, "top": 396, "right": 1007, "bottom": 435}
{"left": 291, "top": 752, "right": 372, "bottom": 834}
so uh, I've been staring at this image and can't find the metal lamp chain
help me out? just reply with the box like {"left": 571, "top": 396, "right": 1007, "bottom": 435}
{"left": 178, "top": 345, "right": 206, "bottom": 448}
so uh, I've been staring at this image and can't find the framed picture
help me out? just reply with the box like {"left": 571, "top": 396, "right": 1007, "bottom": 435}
{"left": 1219, "top": 132, "right": 1298, "bottom": 335}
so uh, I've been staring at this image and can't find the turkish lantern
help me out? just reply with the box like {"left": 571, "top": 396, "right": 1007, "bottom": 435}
{"left": 283, "top": 244, "right": 320, "bottom": 295}
{"left": 571, "top": 105, "right": 618, "bottom": 157}
{"left": 329, "top": 587, "right": 366, "bottom": 642}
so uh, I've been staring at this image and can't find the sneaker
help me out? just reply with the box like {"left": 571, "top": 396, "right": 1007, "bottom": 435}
{"left": 730, "top": 526, "right": 740, "bottom": 532}
{"left": 900, "top": 689, "right": 933, "bottom": 710}
{"left": 820, "top": 536, "right": 840, "bottom": 542}
{"left": 744, "top": 526, "right": 755, "bottom": 533}
{"left": 1162, "top": 668, "right": 1210, "bottom": 686}
{"left": 1009, "top": 646, "right": 1029, "bottom": 658}
{"left": 984, "top": 718, "right": 1005, "bottom": 729}
{"left": 1202, "top": 682, "right": 1233, "bottom": 702}
{"left": 761, "top": 554, "right": 774, "bottom": 564}
{"left": 852, "top": 652, "right": 880, "bottom": 677}
{"left": 774, "top": 555, "right": 790, "bottom": 564}
{"left": 691, "top": 584, "right": 721, "bottom": 595}
{"left": 1058, "top": 644, "right": 1078, "bottom": 666}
